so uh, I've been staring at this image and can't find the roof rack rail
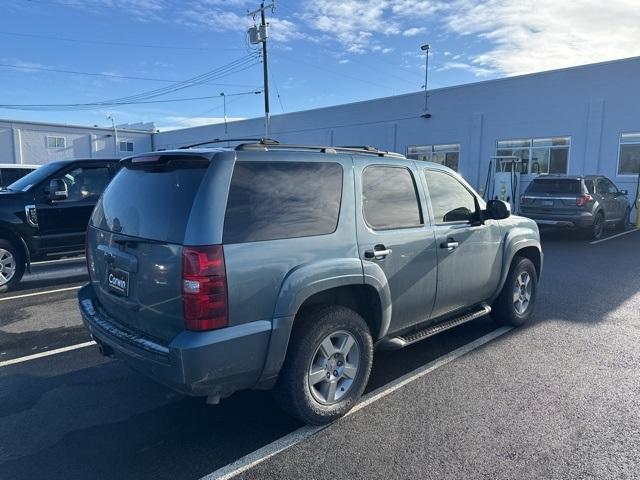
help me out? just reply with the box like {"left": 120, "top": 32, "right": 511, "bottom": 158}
{"left": 235, "top": 142, "right": 406, "bottom": 159}
{"left": 179, "top": 137, "right": 279, "bottom": 149}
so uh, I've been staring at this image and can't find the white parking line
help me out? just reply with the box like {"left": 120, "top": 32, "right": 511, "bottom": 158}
{"left": 203, "top": 326, "right": 513, "bottom": 480}
{"left": 0, "top": 285, "right": 82, "bottom": 302}
{"left": 590, "top": 228, "right": 638, "bottom": 245}
{"left": 0, "top": 341, "right": 96, "bottom": 368}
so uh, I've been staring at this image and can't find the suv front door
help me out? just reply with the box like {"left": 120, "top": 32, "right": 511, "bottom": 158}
{"left": 36, "top": 164, "right": 112, "bottom": 253}
{"left": 423, "top": 168, "right": 503, "bottom": 319}
{"left": 355, "top": 160, "right": 438, "bottom": 334}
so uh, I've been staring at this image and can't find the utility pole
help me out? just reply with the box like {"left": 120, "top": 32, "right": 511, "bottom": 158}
{"left": 248, "top": 2, "right": 274, "bottom": 138}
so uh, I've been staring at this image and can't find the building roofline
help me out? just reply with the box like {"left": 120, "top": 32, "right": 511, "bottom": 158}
{"left": 0, "top": 117, "right": 153, "bottom": 133}
{"left": 156, "top": 55, "right": 640, "bottom": 134}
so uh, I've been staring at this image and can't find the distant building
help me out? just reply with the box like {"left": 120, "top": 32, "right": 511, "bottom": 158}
{"left": 155, "top": 56, "right": 640, "bottom": 201}
{"left": 0, "top": 119, "right": 154, "bottom": 164}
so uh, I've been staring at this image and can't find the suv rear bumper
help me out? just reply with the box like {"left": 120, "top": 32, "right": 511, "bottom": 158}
{"left": 78, "top": 283, "right": 272, "bottom": 398}
{"left": 521, "top": 211, "right": 593, "bottom": 228}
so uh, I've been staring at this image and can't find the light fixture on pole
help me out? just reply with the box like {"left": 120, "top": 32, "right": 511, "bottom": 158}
{"left": 420, "top": 43, "right": 432, "bottom": 118}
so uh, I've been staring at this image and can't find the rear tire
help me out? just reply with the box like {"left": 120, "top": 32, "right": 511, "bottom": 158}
{"left": 492, "top": 256, "right": 538, "bottom": 327}
{"left": 0, "top": 239, "right": 25, "bottom": 293}
{"left": 273, "top": 306, "right": 373, "bottom": 425}
{"left": 590, "top": 211, "right": 605, "bottom": 240}
{"left": 617, "top": 207, "right": 631, "bottom": 231}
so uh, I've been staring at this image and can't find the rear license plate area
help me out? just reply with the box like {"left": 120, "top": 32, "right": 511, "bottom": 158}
{"left": 107, "top": 268, "right": 129, "bottom": 297}
{"left": 541, "top": 200, "right": 554, "bottom": 207}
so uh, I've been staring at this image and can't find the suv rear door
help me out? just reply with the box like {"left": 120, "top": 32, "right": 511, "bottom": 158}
{"left": 422, "top": 168, "right": 503, "bottom": 319}
{"left": 88, "top": 154, "right": 211, "bottom": 344}
{"left": 520, "top": 178, "right": 584, "bottom": 216}
{"left": 354, "top": 158, "right": 438, "bottom": 334}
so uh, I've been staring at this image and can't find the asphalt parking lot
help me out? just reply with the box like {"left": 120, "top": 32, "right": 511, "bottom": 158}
{"left": 1, "top": 229, "right": 639, "bottom": 480}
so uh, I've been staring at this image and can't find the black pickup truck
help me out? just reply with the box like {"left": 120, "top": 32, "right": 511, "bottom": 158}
{"left": 0, "top": 158, "right": 120, "bottom": 292}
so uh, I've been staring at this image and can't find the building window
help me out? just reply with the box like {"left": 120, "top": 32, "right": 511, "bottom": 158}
{"left": 618, "top": 133, "right": 640, "bottom": 175}
{"left": 46, "top": 136, "right": 66, "bottom": 149}
{"left": 496, "top": 137, "right": 570, "bottom": 175}
{"left": 406, "top": 144, "right": 460, "bottom": 171}
{"left": 119, "top": 141, "right": 134, "bottom": 152}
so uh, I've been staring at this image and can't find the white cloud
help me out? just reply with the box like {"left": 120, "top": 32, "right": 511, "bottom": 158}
{"left": 403, "top": 27, "right": 426, "bottom": 37}
{"left": 436, "top": 61, "right": 494, "bottom": 77}
{"left": 339, "top": 59, "right": 350, "bottom": 64}
{"left": 157, "top": 116, "right": 246, "bottom": 131}
{"left": 445, "top": 0, "right": 640, "bottom": 76}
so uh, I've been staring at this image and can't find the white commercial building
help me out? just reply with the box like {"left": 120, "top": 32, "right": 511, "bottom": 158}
{"left": 0, "top": 119, "right": 154, "bottom": 165}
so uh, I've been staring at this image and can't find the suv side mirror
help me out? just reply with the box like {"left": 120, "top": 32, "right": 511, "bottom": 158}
{"left": 48, "top": 178, "right": 68, "bottom": 201}
{"left": 484, "top": 199, "right": 511, "bottom": 220}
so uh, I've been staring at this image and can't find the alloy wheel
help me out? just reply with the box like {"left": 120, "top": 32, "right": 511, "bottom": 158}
{"left": 308, "top": 330, "right": 360, "bottom": 405}
{"left": 0, "top": 248, "right": 16, "bottom": 286}
{"left": 512, "top": 271, "right": 532, "bottom": 315}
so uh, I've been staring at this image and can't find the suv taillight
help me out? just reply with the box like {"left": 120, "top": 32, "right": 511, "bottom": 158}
{"left": 576, "top": 194, "right": 593, "bottom": 207}
{"left": 520, "top": 195, "right": 526, "bottom": 205}
{"left": 182, "top": 245, "right": 228, "bottom": 331}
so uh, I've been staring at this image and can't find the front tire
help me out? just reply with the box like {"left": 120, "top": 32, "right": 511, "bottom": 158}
{"left": 493, "top": 256, "right": 538, "bottom": 327}
{"left": 0, "top": 239, "right": 25, "bottom": 293}
{"left": 274, "top": 306, "right": 373, "bottom": 425}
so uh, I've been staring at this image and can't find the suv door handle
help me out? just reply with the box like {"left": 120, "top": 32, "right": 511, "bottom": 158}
{"left": 440, "top": 239, "right": 459, "bottom": 250}
{"left": 364, "top": 246, "right": 392, "bottom": 259}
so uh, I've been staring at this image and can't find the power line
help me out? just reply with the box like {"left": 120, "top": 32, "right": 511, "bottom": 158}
{"left": 0, "top": 90, "right": 263, "bottom": 111}
{"left": 0, "top": 55, "right": 261, "bottom": 110}
{"left": 0, "top": 30, "right": 243, "bottom": 51}
{"left": 0, "top": 62, "right": 261, "bottom": 88}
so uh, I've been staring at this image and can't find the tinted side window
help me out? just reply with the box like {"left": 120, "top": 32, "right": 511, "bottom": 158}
{"left": 362, "top": 166, "right": 422, "bottom": 229}
{"left": 223, "top": 161, "right": 343, "bottom": 243}
{"left": 424, "top": 169, "right": 477, "bottom": 223}
{"left": 59, "top": 167, "right": 111, "bottom": 201}
{"left": 598, "top": 178, "right": 617, "bottom": 194}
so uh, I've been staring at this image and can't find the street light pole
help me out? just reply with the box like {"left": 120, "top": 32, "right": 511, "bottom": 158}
{"left": 107, "top": 114, "right": 118, "bottom": 155}
{"left": 220, "top": 92, "right": 227, "bottom": 134}
{"left": 421, "top": 43, "right": 430, "bottom": 112}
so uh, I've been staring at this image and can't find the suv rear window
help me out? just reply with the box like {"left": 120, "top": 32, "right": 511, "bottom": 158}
{"left": 223, "top": 161, "right": 343, "bottom": 243}
{"left": 90, "top": 156, "right": 207, "bottom": 244}
{"left": 527, "top": 178, "right": 582, "bottom": 194}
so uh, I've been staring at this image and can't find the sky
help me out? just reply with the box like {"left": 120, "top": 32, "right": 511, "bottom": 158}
{"left": 1, "top": 0, "right": 639, "bottom": 131}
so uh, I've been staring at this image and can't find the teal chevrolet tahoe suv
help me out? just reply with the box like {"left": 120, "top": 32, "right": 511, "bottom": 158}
{"left": 78, "top": 140, "right": 542, "bottom": 424}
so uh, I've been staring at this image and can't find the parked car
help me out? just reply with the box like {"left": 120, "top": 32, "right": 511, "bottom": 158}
{"left": 79, "top": 141, "right": 542, "bottom": 425}
{"left": 0, "top": 164, "right": 38, "bottom": 189}
{"left": 520, "top": 175, "right": 631, "bottom": 240}
{"left": 0, "top": 158, "right": 120, "bottom": 292}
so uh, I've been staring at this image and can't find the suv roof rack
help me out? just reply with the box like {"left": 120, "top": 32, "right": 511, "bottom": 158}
{"left": 235, "top": 141, "right": 406, "bottom": 159}
{"left": 179, "top": 137, "right": 280, "bottom": 149}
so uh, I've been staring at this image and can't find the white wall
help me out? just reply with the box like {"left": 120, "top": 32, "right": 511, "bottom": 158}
{"left": 0, "top": 121, "right": 153, "bottom": 165}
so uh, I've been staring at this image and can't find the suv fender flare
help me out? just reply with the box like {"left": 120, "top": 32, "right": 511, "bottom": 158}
{"left": 491, "top": 232, "right": 542, "bottom": 302}
{"left": 257, "top": 258, "right": 389, "bottom": 387}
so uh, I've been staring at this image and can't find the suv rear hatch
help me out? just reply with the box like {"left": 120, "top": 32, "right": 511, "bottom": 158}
{"left": 87, "top": 154, "right": 211, "bottom": 344}
{"left": 520, "top": 178, "right": 585, "bottom": 215}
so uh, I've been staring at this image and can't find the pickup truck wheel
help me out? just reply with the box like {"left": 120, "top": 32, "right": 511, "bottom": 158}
{"left": 493, "top": 256, "right": 537, "bottom": 327}
{"left": 0, "top": 239, "right": 25, "bottom": 293}
{"left": 274, "top": 306, "right": 373, "bottom": 425}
